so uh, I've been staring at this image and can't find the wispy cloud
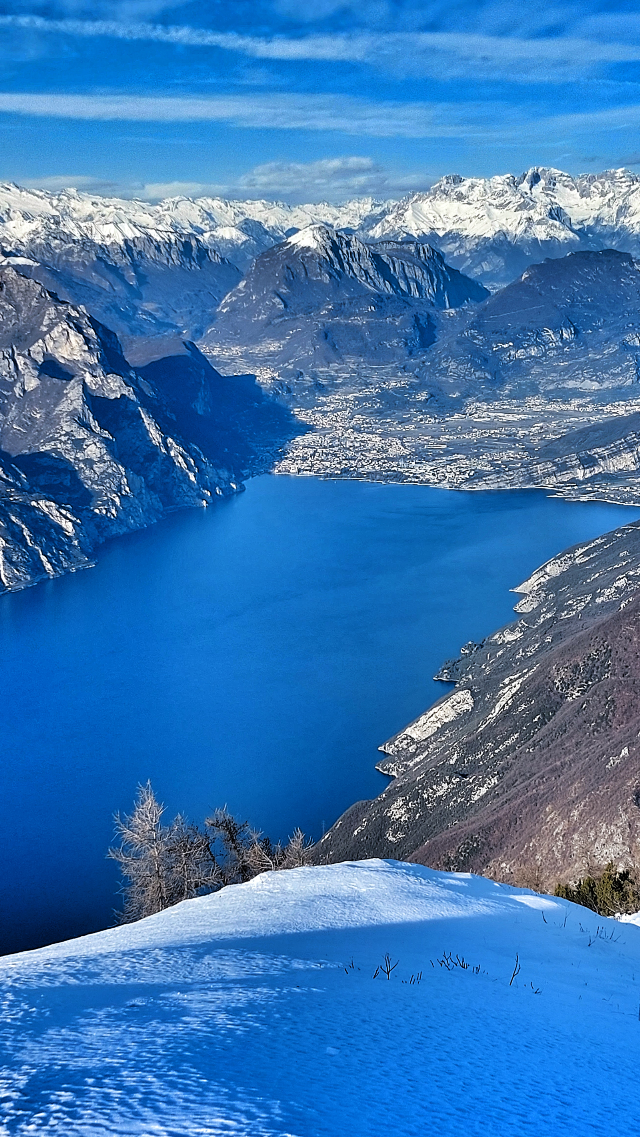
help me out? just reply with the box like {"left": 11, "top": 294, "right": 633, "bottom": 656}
{"left": 0, "top": 91, "right": 513, "bottom": 137}
{"left": 6, "top": 88, "right": 640, "bottom": 154}
{"left": 3, "top": 15, "right": 640, "bottom": 82}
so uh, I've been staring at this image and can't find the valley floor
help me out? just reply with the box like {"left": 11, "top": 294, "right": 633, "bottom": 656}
{"left": 204, "top": 353, "right": 640, "bottom": 507}
{"left": 2, "top": 860, "right": 640, "bottom": 1136}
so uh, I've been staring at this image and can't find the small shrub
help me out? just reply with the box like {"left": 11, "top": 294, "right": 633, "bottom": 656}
{"left": 554, "top": 863, "right": 640, "bottom": 917}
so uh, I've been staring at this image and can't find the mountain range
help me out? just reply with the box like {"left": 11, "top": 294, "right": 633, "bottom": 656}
{"left": 8, "top": 166, "right": 640, "bottom": 342}
{"left": 0, "top": 184, "right": 383, "bottom": 341}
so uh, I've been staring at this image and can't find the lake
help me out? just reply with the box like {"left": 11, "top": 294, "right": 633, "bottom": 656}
{"left": 1, "top": 475, "right": 637, "bottom": 954}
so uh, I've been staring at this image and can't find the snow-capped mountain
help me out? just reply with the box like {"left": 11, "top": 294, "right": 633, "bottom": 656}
{"left": 0, "top": 183, "right": 387, "bottom": 338}
{"left": 2, "top": 859, "right": 639, "bottom": 1135}
{"left": 364, "top": 167, "right": 640, "bottom": 288}
{"left": 0, "top": 182, "right": 385, "bottom": 269}
{"left": 10, "top": 168, "right": 640, "bottom": 337}
{"left": 205, "top": 224, "right": 487, "bottom": 368}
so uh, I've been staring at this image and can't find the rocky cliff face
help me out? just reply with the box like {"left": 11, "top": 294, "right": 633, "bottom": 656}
{"left": 0, "top": 268, "right": 297, "bottom": 593}
{"left": 314, "top": 522, "right": 640, "bottom": 888}
{"left": 2, "top": 234, "right": 241, "bottom": 342}
{"left": 204, "top": 225, "right": 487, "bottom": 370}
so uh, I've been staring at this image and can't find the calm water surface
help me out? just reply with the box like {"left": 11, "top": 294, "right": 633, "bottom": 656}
{"left": 1, "top": 475, "right": 638, "bottom": 953}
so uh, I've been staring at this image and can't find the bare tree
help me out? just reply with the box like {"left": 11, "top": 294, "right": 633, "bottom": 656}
{"left": 167, "top": 814, "right": 221, "bottom": 902}
{"left": 108, "top": 781, "right": 174, "bottom": 922}
{"left": 109, "top": 784, "right": 221, "bottom": 922}
{"left": 110, "top": 786, "right": 315, "bottom": 924}
{"left": 279, "top": 827, "right": 315, "bottom": 869}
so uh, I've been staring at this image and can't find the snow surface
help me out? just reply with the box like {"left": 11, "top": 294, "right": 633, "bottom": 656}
{"left": 1, "top": 859, "right": 639, "bottom": 1136}
{"left": 285, "top": 225, "right": 333, "bottom": 251}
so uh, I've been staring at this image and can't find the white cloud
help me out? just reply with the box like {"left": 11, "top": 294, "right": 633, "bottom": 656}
{"left": 19, "top": 173, "right": 124, "bottom": 193}
{"left": 236, "top": 156, "right": 431, "bottom": 197}
{"left": 3, "top": 16, "right": 640, "bottom": 82}
{"left": 18, "top": 158, "right": 431, "bottom": 203}
{"left": 138, "top": 179, "right": 226, "bottom": 198}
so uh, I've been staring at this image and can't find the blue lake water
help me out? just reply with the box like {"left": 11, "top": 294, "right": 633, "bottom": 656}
{"left": 1, "top": 475, "right": 638, "bottom": 954}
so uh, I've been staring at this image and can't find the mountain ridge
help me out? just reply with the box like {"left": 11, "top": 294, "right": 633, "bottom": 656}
{"left": 0, "top": 268, "right": 298, "bottom": 592}
{"left": 11, "top": 165, "right": 640, "bottom": 319}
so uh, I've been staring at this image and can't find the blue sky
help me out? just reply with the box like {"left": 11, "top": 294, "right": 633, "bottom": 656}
{"left": 3, "top": 1, "right": 640, "bottom": 201}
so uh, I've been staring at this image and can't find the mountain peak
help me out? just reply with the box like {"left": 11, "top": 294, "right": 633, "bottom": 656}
{"left": 285, "top": 223, "right": 336, "bottom": 252}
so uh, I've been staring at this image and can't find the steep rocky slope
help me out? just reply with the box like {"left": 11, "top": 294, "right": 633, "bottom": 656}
{"left": 0, "top": 268, "right": 296, "bottom": 593}
{"left": 314, "top": 521, "right": 640, "bottom": 888}
{"left": 423, "top": 248, "right": 640, "bottom": 400}
{"left": 204, "top": 225, "right": 487, "bottom": 370}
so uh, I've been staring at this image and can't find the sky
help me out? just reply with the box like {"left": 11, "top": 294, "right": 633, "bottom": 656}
{"left": 4, "top": 2, "right": 640, "bottom": 201}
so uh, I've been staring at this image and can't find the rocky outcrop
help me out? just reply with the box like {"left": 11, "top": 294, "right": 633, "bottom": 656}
{"left": 0, "top": 268, "right": 297, "bottom": 593}
{"left": 314, "top": 522, "right": 640, "bottom": 889}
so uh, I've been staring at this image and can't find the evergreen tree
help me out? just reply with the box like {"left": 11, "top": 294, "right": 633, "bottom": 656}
{"left": 555, "top": 863, "right": 639, "bottom": 916}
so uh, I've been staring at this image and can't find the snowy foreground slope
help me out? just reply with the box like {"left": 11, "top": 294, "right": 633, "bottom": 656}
{"left": 2, "top": 861, "right": 640, "bottom": 1137}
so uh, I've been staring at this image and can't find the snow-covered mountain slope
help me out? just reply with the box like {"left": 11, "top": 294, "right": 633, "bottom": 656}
{"left": 0, "top": 183, "right": 384, "bottom": 271}
{"left": 205, "top": 225, "right": 487, "bottom": 369}
{"left": 1, "top": 860, "right": 639, "bottom": 1136}
{"left": 365, "top": 166, "right": 640, "bottom": 288}
{"left": 11, "top": 168, "right": 640, "bottom": 335}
